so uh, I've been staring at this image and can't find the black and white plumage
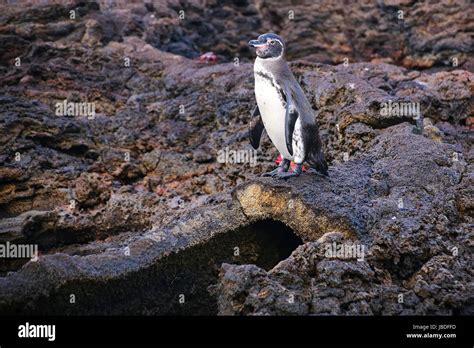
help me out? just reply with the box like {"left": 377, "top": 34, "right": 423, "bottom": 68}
{"left": 248, "top": 33, "right": 328, "bottom": 178}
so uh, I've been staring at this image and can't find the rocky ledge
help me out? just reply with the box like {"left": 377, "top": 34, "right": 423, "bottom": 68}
{"left": 0, "top": 1, "right": 472, "bottom": 315}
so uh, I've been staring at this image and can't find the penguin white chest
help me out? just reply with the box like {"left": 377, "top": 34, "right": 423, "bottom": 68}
{"left": 254, "top": 73, "right": 293, "bottom": 160}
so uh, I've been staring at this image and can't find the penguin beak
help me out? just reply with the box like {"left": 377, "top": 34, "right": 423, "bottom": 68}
{"left": 248, "top": 39, "right": 267, "bottom": 49}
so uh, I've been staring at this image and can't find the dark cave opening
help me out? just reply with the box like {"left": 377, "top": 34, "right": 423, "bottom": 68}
{"left": 226, "top": 219, "right": 304, "bottom": 271}
{"left": 18, "top": 219, "right": 303, "bottom": 315}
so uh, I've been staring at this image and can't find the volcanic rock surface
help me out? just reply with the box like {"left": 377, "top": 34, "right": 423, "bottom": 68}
{"left": 0, "top": 0, "right": 472, "bottom": 315}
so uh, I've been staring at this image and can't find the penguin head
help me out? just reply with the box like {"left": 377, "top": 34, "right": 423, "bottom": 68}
{"left": 248, "top": 33, "right": 285, "bottom": 59}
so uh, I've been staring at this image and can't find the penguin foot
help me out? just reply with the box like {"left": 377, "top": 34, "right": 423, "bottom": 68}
{"left": 275, "top": 171, "right": 301, "bottom": 179}
{"left": 275, "top": 163, "right": 303, "bottom": 180}
{"left": 261, "top": 167, "right": 286, "bottom": 177}
{"left": 261, "top": 159, "right": 290, "bottom": 177}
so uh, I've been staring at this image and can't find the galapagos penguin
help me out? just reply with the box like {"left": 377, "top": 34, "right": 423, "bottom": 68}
{"left": 248, "top": 33, "right": 328, "bottom": 178}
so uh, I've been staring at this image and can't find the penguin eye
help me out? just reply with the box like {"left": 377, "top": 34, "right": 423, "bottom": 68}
{"left": 269, "top": 40, "right": 275, "bottom": 45}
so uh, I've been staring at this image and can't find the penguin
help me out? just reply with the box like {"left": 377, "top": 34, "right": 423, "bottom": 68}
{"left": 248, "top": 33, "right": 328, "bottom": 178}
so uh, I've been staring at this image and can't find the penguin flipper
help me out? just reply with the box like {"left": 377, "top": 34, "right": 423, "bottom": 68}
{"left": 249, "top": 105, "right": 264, "bottom": 149}
{"left": 284, "top": 94, "right": 298, "bottom": 156}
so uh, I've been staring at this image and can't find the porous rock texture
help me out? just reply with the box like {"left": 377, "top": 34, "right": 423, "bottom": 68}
{"left": 0, "top": 0, "right": 472, "bottom": 315}
{"left": 219, "top": 123, "right": 473, "bottom": 315}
